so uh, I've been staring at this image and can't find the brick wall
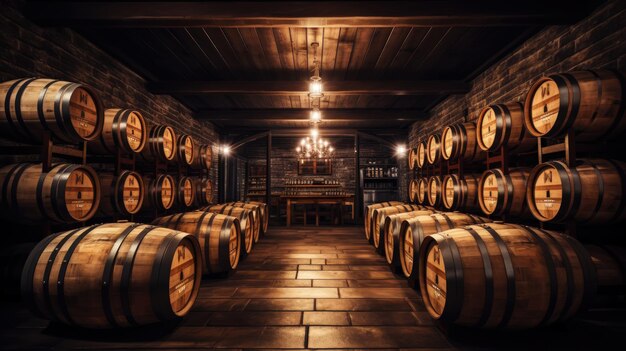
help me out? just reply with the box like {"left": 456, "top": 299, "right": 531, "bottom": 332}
{"left": 408, "top": 0, "right": 626, "bottom": 147}
{"left": 0, "top": 1, "right": 220, "bottom": 200}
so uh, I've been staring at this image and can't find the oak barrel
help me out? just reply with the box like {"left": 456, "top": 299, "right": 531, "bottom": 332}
{"left": 0, "top": 78, "right": 103, "bottom": 143}
{"left": 527, "top": 159, "right": 626, "bottom": 223}
{"left": 140, "top": 125, "right": 177, "bottom": 162}
{"left": 524, "top": 70, "right": 626, "bottom": 141}
{"left": 90, "top": 108, "right": 147, "bottom": 154}
{"left": 153, "top": 212, "right": 240, "bottom": 275}
{"left": 142, "top": 174, "right": 175, "bottom": 212}
{"left": 191, "top": 144, "right": 212, "bottom": 170}
{"left": 203, "top": 205, "right": 254, "bottom": 256}
{"left": 176, "top": 133, "right": 195, "bottom": 166}
{"left": 21, "top": 223, "right": 201, "bottom": 328}
{"left": 228, "top": 201, "right": 263, "bottom": 242}
{"left": 383, "top": 209, "right": 435, "bottom": 271}
{"left": 427, "top": 176, "right": 442, "bottom": 207}
{"left": 416, "top": 141, "right": 427, "bottom": 168}
{"left": 478, "top": 168, "right": 530, "bottom": 217}
{"left": 364, "top": 201, "right": 403, "bottom": 242}
{"left": 426, "top": 134, "right": 441, "bottom": 165}
{"left": 246, "top": 201, "right": 269, "bottom": 234}
{"left": 442, "top": 174, "right": 479, "bottom": 212}
{"left": 416, "top": 178, "right": 428, "bottom": 205}
{"left": 441, "top": 122, "right": 485, "bottom": 162}
{"left": 372, "top": 204, "right": 423, "bottom": 251}
{"left": 98, "top": 171, "right": 144, "bottom": 217}
{"left": 476, "top": 102, "right": 535, "bottom": 153}
{"left": 409, "top": 179, "right": 419, "bottom": 203}
{"left": 408, "top": 148, "right": 417, "bottom": 170}
{"left": 398, "top": 213, "right": 488, "bottom": 285}
{"left": 419, "top": 223, "right": 596, "bottom": 329}
{"left": 0, "top": 163, "right": 100, "bottom": 223}
{"left": 196, "top": 177, "right": 214, "bottom": 205}
{"left": 176, "top": 176, "right": 196, "bottom": 209}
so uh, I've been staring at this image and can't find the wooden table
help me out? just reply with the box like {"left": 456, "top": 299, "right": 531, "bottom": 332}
{"left": 282, "top": 195, "right": 354, "bottom": 227}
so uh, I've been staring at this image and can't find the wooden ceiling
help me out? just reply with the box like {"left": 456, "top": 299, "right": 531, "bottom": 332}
{"left": 26, "top": 1, "right": 596, "bottom": 136}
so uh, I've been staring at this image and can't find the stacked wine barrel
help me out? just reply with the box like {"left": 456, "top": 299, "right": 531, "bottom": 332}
{"left": 397, "top": 69, "right": 626, "bottom": 331}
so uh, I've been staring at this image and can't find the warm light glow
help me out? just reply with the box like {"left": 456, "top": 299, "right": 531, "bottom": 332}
{"left": 329, "top": 147, "right": 334, "bottom": 152}
{"left": 221, "top": 145, "right": 231, "bottom": 155}
{"left": 324, "top": 140, "right": 329, "bottom": 147}
{"left": 296, "top": 146, "right": 301, "bottom": 152}
{"left": 310, "top": 127, "right": 319, "bottom": 139}
{"left": 395, "top": 144, "right": 406, "bottom": 157}
{"left": 310, "top": 109, "right": 322, "bottom": 122}
{"left": 309, "top": 79, "right": 323, "bottom": 98}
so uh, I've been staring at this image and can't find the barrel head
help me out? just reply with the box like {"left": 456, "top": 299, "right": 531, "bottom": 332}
{"left": 425, "top": 243, "right": 447, "bottom": 317}
{"left": 529, "top": 79, "right": 560, "bottom": 136}
{"left": 532, "top": 165, "right": 563, "bottom": 220}
{"left": 65, "top": 168, "right": 97, "bottom": 221}
{"left": 69, "top": 87, "right": 99, "bottom": 139}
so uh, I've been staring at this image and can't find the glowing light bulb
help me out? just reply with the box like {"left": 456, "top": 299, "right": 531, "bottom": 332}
{"left": 310, "top": 110, "right": 321, "bottom": 122}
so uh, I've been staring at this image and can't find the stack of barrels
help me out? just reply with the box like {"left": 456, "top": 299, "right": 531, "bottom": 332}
{"left": 0, "top": 77, "right": 225, "bottom": 328}
{"left": 397, "top": 69, "right": 626, "bottom": 330}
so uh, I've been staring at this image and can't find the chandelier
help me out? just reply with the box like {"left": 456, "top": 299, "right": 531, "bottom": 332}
{"left": 295, "top": 41, "right": 334, "bottom": 162}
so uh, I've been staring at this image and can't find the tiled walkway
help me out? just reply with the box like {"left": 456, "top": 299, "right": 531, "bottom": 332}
{"left": 1, "top": 226, "right": 625, "bottom": 350}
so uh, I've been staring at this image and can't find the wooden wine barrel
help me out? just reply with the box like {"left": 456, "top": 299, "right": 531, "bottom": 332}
{"left": 408, "top": 148, "right": 417, "bottom": 170}
{"left": 0, "top": 243, "right": 35, "bottom": 298}
{"left": 478, "top": 168, "right": 530, "bottom": 217}
{"left": 416, "top": 178, "right": 428, "bottom": 205}
{"left": 0, "top": 78, "right": 103, "bottom": 143}
{"left": 191, "top": 144, "right": 212, "bottom": 170}
{"left": 90, "top": 108, "right": 147, "bottom": 154}
{"left": 142, "top": 174, "right": 175, "bottom": 212}
{"left": 524, "top": 70, "right": 626, "bottom": 141}
{"left": 364, "top": 201, "right": 403, "bottom": 242}
{"left": 98, "top": 171, "right": 144, "bottom": 217}
{"left": 409, "top": 179, "right": 419, "bottom": 202}
{"left": 140, "top": 125, "right": 176, "bottom": 162}
{"left": 176, "top": 177, "right": 196, "bottom": 209}
{"left": 247, "top": 201, "right": 269, "bottom": 234}
{"left": 476, "top": 102, "right": 535, "bottom": 153}
{"left": 153, "top": 212, "right": 240, "bottom": 276}
{"left": 418, "top": 223, "right": 596, "bottom": 329}
{"left": 196, "top": 177, "right": 214, "bottom": 205}
{"left": 0, "top": 163, "right": 100, "bottom": 223}
{"left": 427, "top": 176, "right": 442, "bottom": 207}
{"left": 586, "top": 245, "right": 626, "bottom": 295}
{"left": 372, "top": 204, "right": 423, "bottom": 251}
{"left": 441, "top": 123, "right": 485, "bottom": 162}
{"left": 527, "top": 159, "right": 626, "bottom": 223}
{"left": 426, "top": 134, "right": 441, "bottom": 165}
{"left": 228, "top": 202, "right": 263, "bottom": 242}
{"left": 416, "top": 141, "right": 427, "bottom": 168}
{"left": 442, "top": 174, "right": 479, "bottom": 212}
{"left": 176, "top": 134, "right": 195, "bottom": 166}
{"left": 383, "top": 209, "right": 434, "bottom": 271}
{"left": 398, "top": 213, "right": 488, "bottom": 285}
{"left": 21, "top": 222, "right": 201, "bottom": 328}
{"left": 203, "top": 205, "right": 254, "bottom": 256}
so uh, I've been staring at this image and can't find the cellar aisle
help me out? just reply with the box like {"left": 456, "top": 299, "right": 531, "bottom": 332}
{"left": 1, "top": 226, "right": 625, "bottom": 350}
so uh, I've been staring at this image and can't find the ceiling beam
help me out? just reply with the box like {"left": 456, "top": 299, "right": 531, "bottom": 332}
{"left": 26, "top": 1, "right": 590, "bottom": 28}
{"left": 195, "top": 109, "right": 426, "bottom": 121}
{"left": 148, "top": 80, "right": 469, "bottom": 96}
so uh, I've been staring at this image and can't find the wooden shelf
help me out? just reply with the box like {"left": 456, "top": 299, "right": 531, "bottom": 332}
{"left": 364, "top": 177, "right": 398, "bottom": 180}
{"left": 284, "top": 184, "right": 341, "bottom": 188}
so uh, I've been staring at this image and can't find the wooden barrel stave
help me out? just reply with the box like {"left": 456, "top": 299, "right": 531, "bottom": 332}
{"left": 20, "top": 222, "right": 202, "bottom": 328}
{"left": 442, "top": 174, "right": 479, "bottom": 212}
{"left": 98, "top": 170, "right": 144, "bottom": 217}
{"left": 416, "top": 141, "right": 427, "bottom": 168}
{"left": 527, "top": 159, "right": 626, "bottom": 224}
{"left": 191, "top": 144, "right": 212, "bottom": 170}
{"left": 372, "top": 204, "right": 423, "bottom": 251}
{"left": 0, "top": 163, "right": 100, "bottom": 223}
{"left": 90, "top": 108, "right": 147, "bottom": 154}
{"left": 427, "top": 176, "right": 442, "bottom": 208}
{"left": 478, "top": 168, "right": 530, "bottom": 217}
{"left": 203, "top": 205, "right": 254, "bottom": 256}
{"left": 441, "top": 123, "right": 486, "bottom": 162}
{"left": 383, "top": 209, "right": 435, "bottom": 270}
{"left": 142, "top": 174, "right": 175, "bottom": 212}
{"left": 364, "top": 201, "right": 403, "bottom": 242}
{"left": 524, "top": 70, "right": 626, "bottom": 141}
{"left": 426, "top": 134, "right": 441, "bottom": 165}
{"left": 0, "top": 78, "right": 103, "bottom": 143}
{"left": 247, "top": 201, "right": 269, "bottom": 234}
{"left": 153, "top": 212, "right": 241, "bottom": 275}
{"left": 477, "top": 102, "right": 535, "bottom": 153}
{"left": 176, "top": 134, "right": 195, "bottom": 166}
{"left": 140, "top": 125, "right": 177, "bottom": 162}
{"left": 176, "top": 176, "right": 196, "bottom": 209}
{"left": 228, "top": 202, "right": 262, "bottom": 242}
{"left": 418, "top": 223, "right": 596, "bottom": 329}
{"left": 398, "top": 212, "right": 489, "bottom": 285}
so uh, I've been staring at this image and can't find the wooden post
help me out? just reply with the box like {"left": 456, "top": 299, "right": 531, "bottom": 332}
{"left": 266, "top": 131, "right": 272, "bottom": 210}
{"left": 354, "top": 132, "right": 361, "bottom": 222}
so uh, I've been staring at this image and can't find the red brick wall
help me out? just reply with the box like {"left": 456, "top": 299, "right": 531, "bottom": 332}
{"left": 409, "top": 0, "right": 626, "bottom": 147}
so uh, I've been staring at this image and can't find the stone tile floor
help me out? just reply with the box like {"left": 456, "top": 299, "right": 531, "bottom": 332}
{"left": 1, "top": 226, "right": 625, "bottom": 350}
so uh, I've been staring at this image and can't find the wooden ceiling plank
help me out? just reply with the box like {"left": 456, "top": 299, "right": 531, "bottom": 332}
{"left": 28, "top": 1, "right": 588, "bottom": 27}
{"left": 290, "top": 27, "right": 309, "bottom": 79}
{"left": 147, "top": 80, "right": 470, "bottom": 95}
{"left": 333, "top": 27, "right": 357, "bottom": 81}
{"left": 147, "top": 29, "right": 199, "bottom": 79}
{"left": 171, "top": 28, "right": 224, "bottom": 77}
{"left": 321, "top": 27, "right": 340, "bottom": 78}
{"left": 272, "top": 27, "right": 297, "bottom": 77}
{"left": 307, "top": 28, "right": 323, "bottom": 76}
{"left": 237, "top": 28, "right": 270, "bottom": 75}
{"left": 219, "top": 28, "right": 258, "bottom": 74}
{"left": 256, "top": 28, "right": 283, "bottom": 74}
{"left": 373, "top": 27, "right": 412, "bottom": 76}
{"left": 345, "top": 27, "right": 375, "bottom": 79}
